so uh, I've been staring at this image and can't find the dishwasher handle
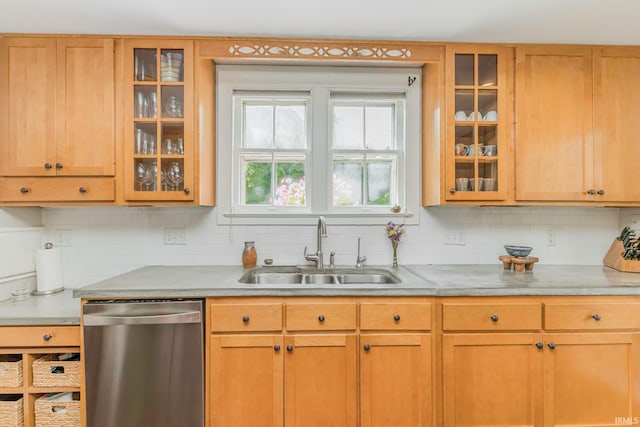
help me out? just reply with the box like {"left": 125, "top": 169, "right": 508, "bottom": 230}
{"left": 84, "top": 310, "right": 201, "bottom": 326}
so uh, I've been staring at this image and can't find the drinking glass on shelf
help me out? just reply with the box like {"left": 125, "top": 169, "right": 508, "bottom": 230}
{"left": 167, "top": 162, "right": 184, "bottom": 191}
{"left": 176, "top": 137, "right": 184, "bottom": 154}
{"left": 163, "top": 138, "right": 174, "bottom": 155}
{"left": 135, "top": 162, "right": 147, "bottom": 191}
{"left": 165, "top": 96, "right": 183, "bottom": 118}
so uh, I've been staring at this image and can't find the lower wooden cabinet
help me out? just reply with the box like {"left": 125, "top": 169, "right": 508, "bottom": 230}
{"left": 0, "top": 326, "right": 81, "bottom": 427}
{"left": 360, "top": 333, "right": 432, "bottom": 427}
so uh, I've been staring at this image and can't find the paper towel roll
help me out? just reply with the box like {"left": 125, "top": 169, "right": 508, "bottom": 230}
{"left": 35, "top": 248, "right": 64, "bottom": 294}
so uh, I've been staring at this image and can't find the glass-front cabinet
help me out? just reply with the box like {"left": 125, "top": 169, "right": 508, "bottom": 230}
{"left": 123, "top": 40, "right": 194, "bottom": 201}
{"left": 446, "top": 46, "right": 511, "bottom": 201}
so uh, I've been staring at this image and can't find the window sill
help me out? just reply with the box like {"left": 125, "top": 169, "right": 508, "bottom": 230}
{"left": 219, "top": 211, "right": 417, "bottom": 226}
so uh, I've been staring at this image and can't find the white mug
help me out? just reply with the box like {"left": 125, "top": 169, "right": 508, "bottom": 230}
{"left": 468, "top": 111, "right": 483, "bottom": 121}
{"left": 484, "top": 110, "right": 498, "bottom": 121}
{"left": 455, "top": 111, "right": 468, "bottom": 121}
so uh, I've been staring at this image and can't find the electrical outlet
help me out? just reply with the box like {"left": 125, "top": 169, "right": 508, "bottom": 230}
{"left": 55, "top": 229, "right": 73, "bottom": 247}
{"left": 546, "top": 229, "right": 556, "bottom": 246}
{"left": 445, "top": 229, "right": 466, "bottom": 245}
{"left": 164, "top": 227, "right": 187, "bottom": 245}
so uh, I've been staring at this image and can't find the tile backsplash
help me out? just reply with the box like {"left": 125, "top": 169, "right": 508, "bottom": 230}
{"left": 40, "top": 206, "right": 622, "bottom": 288}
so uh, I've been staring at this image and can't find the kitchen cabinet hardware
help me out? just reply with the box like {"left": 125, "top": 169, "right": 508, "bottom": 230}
{"left": 535, "top": 342, "right": 544, "bottom": 349}
{"left": 597, "top": 189, "right": 605, "bottom": 195}
{"left": 44, "top": 162, "right": 52, "bottom": 169}
{"left": 20, "top": 187, "right": 29, "bottom": 193}
{"left": 55, "top": 162, "right": 63, "bottom": 169}
{"left": 547, "top": 342, "right": 556, "bottom": 350}
{"left": 242, "top": 315, "right": 250, "bottom": 323}
{"left": 490, "top": 314, "right": 499, "bottom": 322}
{"left": 592, "top": 313, "right": 602, "bottom": 321}
{"left": 79, "top": 187, "right": 87, "bottom": 193}
{"left": 286, "top": 344, "right": 294, "bottom": 352}
{"left": 183, "top": 188, "right": 190, "bottom": 194}
{"left": 394, "top": 314, "right": 401, "bottom": 321}
{"left": 42, "top": 334, "right": 52, "bottom": 342}
{"left": 363, "top": 343, "right": 371, "bottom": 351}
{"left": 449, "top": 188, "right": 456, "bottom": 194}
{"left": 318, "top": 315, "right": 325, "bottom": 322}
{"left": 274, "top": 344, "right": 281, "bottom": 352}
{"left": 587, "top": 189, "right": 596, "bottom": 195}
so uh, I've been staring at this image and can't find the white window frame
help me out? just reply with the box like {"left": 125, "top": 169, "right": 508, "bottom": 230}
{"left": 216, "top": 65, "right": 421, "bottom": 225}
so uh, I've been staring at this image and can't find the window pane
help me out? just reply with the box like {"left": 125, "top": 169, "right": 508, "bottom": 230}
{"left": 242, "top": 154, "right": 272, "bottom": 205}
{"left": 365, "top": 105, "right": 395, "bottom": 150}
{"left": 333, "top": 105, "right": 364, "bottom": 149}
{"left": 333, "top": 155, "right": 363, "bottom": 206}
{"left": 244, "top": 104, "right": 273, "bottom": 148}
{"left": 367, "top": 157, "right": 394, "bottom": 205}
{"left": 275, "top": 104, "right": 306, "bottom": 149}
{"left": 275, "top": 155, "right": 306, "bottom": 206}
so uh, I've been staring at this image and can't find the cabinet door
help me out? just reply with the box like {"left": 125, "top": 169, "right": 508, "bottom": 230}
{"left": 442, "top": 333, "right": 544, "bottom": 427}
{"left": 210, "top": 335, "right": 283, "bottom": 427}
{"left": 515, "top": 47, "right": 593, "bottom": 201}
{"left": 446, "top": 46, "right": 511, "bottom": 202}
{"left": 360, "top": 333, "right": 432, "bottom": 427}
{"left": 123, "top": 39, "right": 195, "bottom": 202}
{"left": 543, "top": 333, "right": 640, "bottom": 427}
{"left": 284, "top": 334, "right": 357, "bottom": 427}
{"left": 0, "top": 37, "right": 56, "bottom": 176}
{"left": 593, "top": 47, "right": 640, "bottom": 202}
{"left": 56, "top": 38, "right": 114, "bottom": 176}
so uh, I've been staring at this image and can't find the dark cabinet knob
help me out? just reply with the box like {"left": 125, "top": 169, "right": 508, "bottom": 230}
{"left": 78, "top": 187, "right": 87, "bottom": 193}
{"left": 242, "top": 315, "right": 250, "bottom": 323}
{"left": 55, "top": 163, "right": 63, "bottom": 169}
{"left": 274, "top": 345, "right": 281, "bottom": 352}
{"left": 318, "top": 315, "right": 325, "bottom": 322}
{"left": 43, "top": 334, "right": 52, "bottom": 342}
{"left": 547, "top": 342, "right": 556, "bottom": 350}
{"left": 363, "top": 344, "right": 371, "bottom": 351}
{"left": 597, "top": 189, "right": 605, "bottom": 196}
{"left": 184, "top": 188, "right": 190, "bottom": 195}
{"left": 587, "top": 189, "right": 595, "bottom": 195}
{"left": 393, "top": 314, "right": 401, "bottom": 322}
{"left": 449, "top": 188, "right": 456, "bottom": 194}
{"left": 592, "top": 313, "right": 601, "bottom": 321}
{"left": 535, "top": 342, "right": 543, "bottom": 349}
{"left": 490, "top": 314, "right": 499, "bottom": 322}
{"left": 44, "top": 162, "right": 52, "bottom": 169}
{"left": 286, "top": 345, "right": 294, "bottom": 352}
{"left": 20, "top": 187, "right": 29, "bottom": 194}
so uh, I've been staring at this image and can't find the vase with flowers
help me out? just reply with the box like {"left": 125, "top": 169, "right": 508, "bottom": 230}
{"left": 385, "top": 221, "right": 406, "bottom": 269}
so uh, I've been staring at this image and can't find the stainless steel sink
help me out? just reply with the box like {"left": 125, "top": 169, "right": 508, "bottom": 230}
{"left": 238, "top": 266, "right": 400, "bottom": 285}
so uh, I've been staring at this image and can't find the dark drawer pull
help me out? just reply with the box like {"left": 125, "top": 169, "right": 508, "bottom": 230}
{"left": 363, "top": 344, "right": 371, "bottom": 351}
{"left": 55, "top": 163, "right": 63, "bottom": 169}
{"left": 547, "top": 342, "right": 556, "bottom": 350}
{"left": 44, "top": 162, "right": 52, "bottom": 169}
{"left": 286, "top": 345, "right": 293, "bottom": 352}
{"left": 490, "top": 314, "right": 499, "bottom": 322}
{"left": 592, "top": 313, "right": 601, "bottom": 321}
{"left": 318, "top": 315, "right": 325, "bottom": 322}
{"left": 535, "top": 342, "right": 543, "bottom": 349}
{"left": 184, "top": 188, "right": 190, "bottom": 195}
{"left": 393, "top": 314, "right": 401, "bottom": 322}
{"left": 20, "top": 187, "right": 30, "bottom": 194}
{"left": 242, "top": 316, "right": 250, "bottom": 323}
{"left": 43, "top": 334, "right": 52, "bottom": 342}
{"left": 274, "top": 345, "right": 281, "bottom": 352}
{"left": 79, "top": 187, "right": 87, "bottom": 193}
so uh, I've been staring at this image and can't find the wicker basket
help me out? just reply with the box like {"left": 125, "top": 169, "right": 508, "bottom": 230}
{"left": 0, "top": 355, "right": 23, "bottom": 388}
{"left": 35, "top": 393, "right": 80, "bottom": 427}
{"left": 32, "top": 355, "right": 80, "bottom": 388}
{"left": 0, "top": 395, "right": 24, "bottom": 427}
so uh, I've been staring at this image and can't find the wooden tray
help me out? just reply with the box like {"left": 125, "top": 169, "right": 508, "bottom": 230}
{"left": 603, "top": 239, "right": 640, "bottom": 273}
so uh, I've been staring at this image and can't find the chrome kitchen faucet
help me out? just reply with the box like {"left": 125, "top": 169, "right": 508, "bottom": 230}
{"left": 304, "top": 216, "right": 327, "bottom": 268}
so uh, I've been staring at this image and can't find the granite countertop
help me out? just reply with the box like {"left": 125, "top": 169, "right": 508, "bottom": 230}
{"left": 0, "top": 289, "right": 80, "bottom": 326}
{"left": 4, "top": 264, "right": 640, "bottom": 326}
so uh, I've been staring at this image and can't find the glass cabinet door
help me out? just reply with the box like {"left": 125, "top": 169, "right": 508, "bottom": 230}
{"left": 124, "top": 41, "right": 194, "bottom": 201}
{"left": 447, "top": 48, "right": 509, "bottom": 201}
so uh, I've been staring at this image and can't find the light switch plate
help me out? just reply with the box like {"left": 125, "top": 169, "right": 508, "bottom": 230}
{"left": 444, "top": 229, "right": 466, "bottom": 245}
{"left": 164, "top": 227, "right": 187, "bottom": 245}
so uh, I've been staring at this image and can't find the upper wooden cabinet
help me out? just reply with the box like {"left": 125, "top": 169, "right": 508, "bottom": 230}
{"left": 445, "top": 46, "right": 512, "bottom": 203}
{"left": 0, "top": 37, "right": 115, "bottom": 177}
{"left": 515, "top": 45, "right": 640, "bottom": 203}
{"left": 122, "top": 39, "right": 195, "bottom": 202}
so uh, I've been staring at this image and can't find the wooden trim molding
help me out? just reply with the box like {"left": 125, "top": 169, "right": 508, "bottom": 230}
{"left": 198, "top": 38, "right": 443, "bottom": 63}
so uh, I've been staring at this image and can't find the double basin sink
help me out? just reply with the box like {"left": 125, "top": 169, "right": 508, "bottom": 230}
{"left": 239, "top": 266, "right": 400, "bottom": 285}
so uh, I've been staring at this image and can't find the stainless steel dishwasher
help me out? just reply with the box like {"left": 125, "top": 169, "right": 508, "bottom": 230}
{"left": 83, "top": 299, "right": 204, "bottom": 427}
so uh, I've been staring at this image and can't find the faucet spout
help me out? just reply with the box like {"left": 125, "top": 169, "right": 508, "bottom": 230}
{"left": 305, "top": 216, "right": 327, "bottom": 268}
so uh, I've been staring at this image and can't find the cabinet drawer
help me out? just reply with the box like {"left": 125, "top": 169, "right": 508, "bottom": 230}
{"left": 360, "top": 303, "right": 432, "bottom": 330}
{"left": 0, "top": 326, "right": 79, "bottom": 347}
{"left": 286, "top": 303, "right": 356, "bottom": 331}
{"left": 0, "top": 177, "right": 115, "bottom": 202}
{"left": 442, "top": 303, "right": 542, "bottom": 331}
{"left": 544, "top": 303, "right": 640, "bottom": 330}
{"left": 210, "top": 303, "right": 282, "bottom": 332}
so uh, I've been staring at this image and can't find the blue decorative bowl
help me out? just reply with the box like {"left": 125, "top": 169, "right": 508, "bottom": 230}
{"left": 504, "top": 245, "right": 533, "bottom": 257}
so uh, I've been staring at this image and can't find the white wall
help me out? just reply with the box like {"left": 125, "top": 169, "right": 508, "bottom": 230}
{"left": 42, "top": 205, "right": 621, "bottom": 288}
{"left": 0, "top": 208, "right": 43, "bottom": 300}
